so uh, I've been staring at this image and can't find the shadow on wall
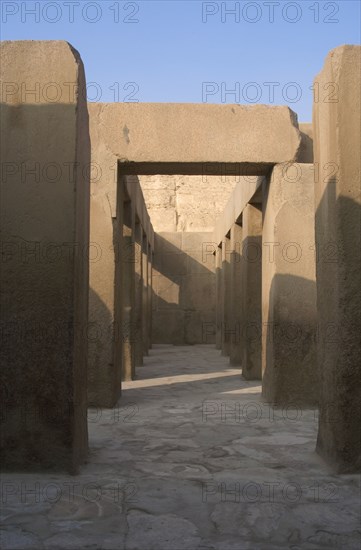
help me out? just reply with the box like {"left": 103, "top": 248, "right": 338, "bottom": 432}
{"left": 152, "top": 233, "right": 217, "bottom": 345}
{"left": 262, "top": 273, "right": 318, "bottom": 408}
{"left": 0, "top": 101, "right": 90, "bottom": 472}
{"left": 239, "top": 231, "right": 262, "bottom": 379}
{"left": 314, "top": 177, "right": 361, "bottom": 472}
{"left": 87, "top": 287, "right": 120, "bottom": 407}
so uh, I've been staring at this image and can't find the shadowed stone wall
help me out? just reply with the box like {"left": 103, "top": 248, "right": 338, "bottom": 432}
{"left": 153, "top": 232, "right": 216, "bottom": 344}
{"left": 0, "top": 41, "right": 90, "bottom": 473}
{"left": 139, "top": 175, "right": 237, "bottom": 232}
{"left": 313, "top": 45, "right": 361, "bottom": 473}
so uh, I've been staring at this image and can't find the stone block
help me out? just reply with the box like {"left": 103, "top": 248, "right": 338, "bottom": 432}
{"left": 161, "top": 253, "right": 188, "bottom": 278}
{"left": 0, "top": 41, "right": 90, "bottom": 472}
{"left": 186, "top": 250, "right": 215, "bottom": 275}
{"left": 184, "top": 311, "right": 216, "bottom": 345}
{"left": 262, "top": 164, "right": 318, "bottom": 407}
{"left": 241, "top": 205, "right": 262, "bottom": 379}
{"left": 154, "top": 274, "right": 181, "bottom": 310}
{"left": 221, "top": 237, "right": 232, "bottom": 356}
{"left": 313, "top": 45, "right": 361, "bottom": 472}
{"left": 298, "top": 123, "right": 314, "bottom": 163}
{"left": 157, "top": 232, "right": 183, "bottom": 254}
{"left": 180, "top": 274, "right": 216, "bottom": 312}
{"left": 144, "top": 209, "right": 177, "bottom": 232}
{"left": 152, "top": 310, "right": 185, "bottom": 345}
{"left": 229, "top": 223, "right": 243, "bottom": 366}
{"left": 88, "top": 103, "right": 301, "bottom": 176}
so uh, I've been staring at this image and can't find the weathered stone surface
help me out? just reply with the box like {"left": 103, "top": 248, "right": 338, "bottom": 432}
{"left": 262, "top": 164, "right": 318, "bottom": 406}
{"left": 126, "top": 510, "right": 201, "bottom": 550}
{"left": 213, "top": 177, "right": 264, "bottom": 246}
{"left": 88, "top": 103, "right": 301, "bottom": 182}
{"left": 313, "top": 45, "right": 361, "bottom": 472}
{"left": 139, "top": 174, "right": 237, "bottom": 232}
{"left": 221, "top": 236, "right": 232, "bottom": 356}
{"left": 88, "top": 172, "right": 153, "bottom": 396}
{"left": 121, "top": 196, "right": 136, "bottom": 382}
{"left": 87, "top": 110, "right": 156, "bottom": 386}
{"left": 142, "top": 237, "right": 150, "bottom": 356}
{"left": 153, "top": 232, "right": 216, "bottom": 345}
{"left": 297, "top": 122, "right": 314, "bottom": 163}
{"left": 87, "top": 102, "right": 298, "bottom": 370}
{"left": 229, "top": 223, "right": 243, "bottom": 366}
{"left": 241, "top": 204, "right": 262, "bottom": 379}
{"left": 134, "top": 222, "right": 144, "bottom": 368}
{"left": 215, "top": 247, "right": 222, "bottom": 350}
{"left": 0, "top": 41, "right": 90, "bottom": 472}
{"left": 1, "top": 346, "right": 360, "bottom": 550}
{"left": 147, "top": 250, "right": 153, "bottom": 351}
{"left": 88, "top": 181, "right": 123, "bottom": 407}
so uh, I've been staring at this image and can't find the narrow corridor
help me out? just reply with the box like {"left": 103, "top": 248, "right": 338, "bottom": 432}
{"left": 1, "top": 346, "right": 360, "bottom": 549}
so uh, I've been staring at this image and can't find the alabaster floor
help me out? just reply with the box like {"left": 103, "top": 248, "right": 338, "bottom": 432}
{"left": 1, "top": 345, "right": 360, "bottom": 550}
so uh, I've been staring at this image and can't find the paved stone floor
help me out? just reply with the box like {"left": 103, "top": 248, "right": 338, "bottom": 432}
{"left": 1, "top": 345, "right": 360, "bottom": 550}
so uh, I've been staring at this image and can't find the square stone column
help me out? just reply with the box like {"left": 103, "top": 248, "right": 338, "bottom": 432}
{"left": 121, "top": 199, "right": 136, "bottom": 381}
{"left": 88, "top": 174, "right": 124, "bottom": 409}
{"left": 313, "top": 46, "right": 361, "bottom": 472}
{"left": 262, "top": 163, "right": 318, "bottom": 406}
{"left": 0, "top": 41, "right": 90, "bottom": 472}
{"left": 134, "top": 221, "right": 144, "bottom": 368}
{"left": 229, "top": 223, "right": 243, "bottom": 366}
{"left": 142, "top": 236, "right": 149, "bottom": 356}
{"left": 147, "top": 249, "right": 153, "bottom": 350}
{"left": 215, "top": 246, "right": 222, "bottom": 350}
{"left": 241, "top": 204, "right": 262, "bottom": 379}
{"left": 221, "top": 236, "right": 232, "bottom": 356}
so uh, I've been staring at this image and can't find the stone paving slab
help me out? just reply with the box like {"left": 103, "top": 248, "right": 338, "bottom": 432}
{"left": 1, "top": 345, "right": 360, "bottom": 549}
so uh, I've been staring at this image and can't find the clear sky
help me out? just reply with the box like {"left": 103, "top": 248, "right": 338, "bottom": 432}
{"left": 1, "top": 0, "right": 360, "bottom": 120}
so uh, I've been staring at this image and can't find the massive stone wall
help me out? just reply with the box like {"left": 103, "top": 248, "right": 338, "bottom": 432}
{"left": 153, "top": 232, "right": 216, "bottom": 345}
{"left": 139, "top": 175, "right": 237, "bottom": 232}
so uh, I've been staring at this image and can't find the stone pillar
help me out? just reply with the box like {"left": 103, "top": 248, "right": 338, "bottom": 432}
{"left": 241, "top": 204, "right": 262, "bottom": 379}
{"left": 88, "top": 174, "right": 123, "bottom": 409}
{"left": 215, "top": 246, "right": 222, "bottom": 350}
{"left": 134, "top": 221, "right": 144, "bottom": 368}
{"left": 142, "top": 236, "right": 149, "bottom": 356}
{"left": 0, "top": 41, "right": 90, "bottom": 472}
{"left": 112, "top": 178, "right": 125, "bottom": 401}
{"left": 221, "top": 236, "right": 232, "bottom": 356}
{"left": 121, "top": 199, "right": 136, "bottom": 381}
{"left": 313, "top": 46, "right": 361, "bottom": 472}
{"left": 229, "top": 223, "right": 243, "bottom": 365}
{"left": 262, "top": 163, "right": 318, "bottom": 406}
{"left": 147, "top": 249, "right": 153, "bottom": 350}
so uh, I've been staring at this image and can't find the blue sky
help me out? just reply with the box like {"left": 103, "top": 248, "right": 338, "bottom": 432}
{"left": 1, "top": 0, "right": 360, "bottom": 120}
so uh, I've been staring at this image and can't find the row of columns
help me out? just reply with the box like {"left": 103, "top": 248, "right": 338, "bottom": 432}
{"left": 88, "top": 174, "right": 154, "bottom": 407}
{"left": 216, "top": 164, "right": 319, "bottom": 397}
{"left": 216, "top": 202, "right": 263, "bottom": 380}
{"left": 214, "top": 45, "right": 360, "bottom": 473}
{"left": 118, "top": 180, "right": 154, "bottom": 383}
{"left": 0, "top": 40, "right": 358, "bottom": 477}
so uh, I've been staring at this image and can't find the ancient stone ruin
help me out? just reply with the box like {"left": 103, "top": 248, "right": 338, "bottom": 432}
{"left": 0, "top": 40, "right": 360, "bottom": 548}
